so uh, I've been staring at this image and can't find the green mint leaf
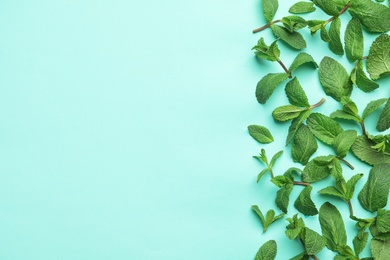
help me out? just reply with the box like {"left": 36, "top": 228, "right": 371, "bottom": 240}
{"left": 377, "top": 98, "right": 390, "bottom": 132}
{"left": 318, "top": 186, "right": 345, "bottom": 200}
{"left": 370, "top": 239, "right": 390, "bottom": 260}
{"left": 302, "top": 157, "right": 332, "bottom": 182}
{"left": 262, "top": 0, "right": 279, "bottom": 23}
{"left": 335, "top": 245, "right": 356, "bottom": 258}
{"left": 345, "top": 173, "right": 364, "bottom": 200}
{"left": 276, "top": 184, "right": 293, "bottom": 213}
{"left": 319, "top": 202, "right": 347, "bottom": 252}
{"left": 307, "top": 112, "right": 344, "bottom": 145}
{"left": 362, "top": 98, "right": 388, "bottom": 120}
{"left": 251, "top": 205, "right": 266, "bottom": 230}
{"left": 270, "top": 25, "right": 307, "bottom": 50}
{"left": 289, "top": 252, "right": 309, "bottom": 260}
{"left": 320, "top": 26, "right": 331, "bottom": 42}
{"left": 329, "top": 17, "right": 344, "bottom": 55}
{"left": 370, "top": 224, "right": 390, "bottom": 241}
{"left": 248, "top": 125, "right": 274, "bottom": 144}
{"left": 332, "top": 130, "right": 357, "bottom": 158}
{"left": 313, "top": 0, "right": 339, "bottom": 16}
{"left": 376, "top": 208, "right": 390, "bottom": 233}
{"left": 257, "top": 168, "right": 269, "bottom": 183}
{"left": 353, "top": 231, "right": 369, "bottom": 256}
{"left": 294, "top": 185, "right": 318, "bottom": 216}
{"left": 252, "top": 207, "right": 285, "bottom": 232}
{"left": 286, "top": 110, "right": 311, "bottom": 145}
{"left": 349, "top": 0, "right": 390, "bottom": 33}
{"left": 269, "top": 150, "right": 283, "bottom": 168}
{"left": 285, "top": 214, "right": 305, "bottom": 240}
{"left": 367, "top": 34, "right": 390, "bottom": 80}
{"left": 253, "top": 38, "right": 281, "bottom": 62}
{"left": 255, "top": 240, "right": 277, "bottom": 260}
{"left": 351, "top": 135, "right": 390, "bottom": 165}
{"left": 285, "top": 77, "right": 310, "bottom": 107}
{"left": 353, "top": 61, "right": 380, "bottom": 93}
{"left": 256, "top": 73, "right": 289, "bottom": 104}
{"left": 319, "top": 57, "right": 352, "bottom": 101}
{"left": 288, "top": 53, "right": 318, "bottom": 74}
{"left": 344, "top": 17, "right": 364, "bottom": 62}
{"left": 281, "top": 16, "right": 307, "bottom": 33}
{"left": 302, "top": 227, "right": 326, "bottom": 255}
{"left": 289, "top": 1, "right": 316, "bottom": 14}
{"left": 358, "top": 163, "right": 390, "bottom": 212}
{"left": 308, "top": 19, "right": 325, "bottom": 34}
{"left": 271, "top": 175, "right": 293, "bottom": 187}
{"left": 333, "top": 0, "right": 349, "bottom": 9}
{"left": 329, "top": 158, "right": 343, "bottom": 180}
{"left": 313, "top": 155, "right": 335, "bottom": 166}
{"left": 292, "top": 124, "right": 318, "bottom": 165}
{"left": 272, "top": 105, "right": 305, "bottom": 122}
{"left": 330, "top": 110, "right": 361, "bottom": 122}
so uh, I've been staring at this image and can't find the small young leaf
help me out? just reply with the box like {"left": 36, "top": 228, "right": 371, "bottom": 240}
{"left": 248, "top": 125, "right": 274, "bottom": 144}
{"left": 376, "top": 208, "right": 390, "bottom": 233}
{"left": 255, "top": 240, "right": 277, "bottom": 260}
{"left": 320, "top": 26, "right": 331, "bottom": 42}
{"left": 285, "top": 214, "right": 305, "bottom": 240}
{"left": 289, "top": 1, "right": 316, "bottom": 14}
{"left": 253, "top": 38, "right": 281, "bottom": 61}
{"left": 370, "top": 239, "right": 390, "bottom": 260}
{"left": 344, "top": 17, "right": 364, "bottom": 62}
{"left": 288, "top": 53, "right": 318, "bottom": 74}
{"left": 349, "top": 0, "right": 390, "bottom": 33}
{"left": 319, "top": 202, "right": 347, "bottom": 252}
{"left": 292, "top": 124, "right": 318, "bottom": 165}
{"left": 329, "top": 17, "right": 344, "bottom": 55}
{"left": 377, "top": 98, "right": 390, "bottom": 132}
{"left": 271, "top": 175, "right": 293, "bottom": 187}
{"left": 319, "top": 57, "right": 352, "bottom": 101}
{"left": 294, "top": 185, "right": 318, "bottom": 216}
{"left": 252, "top": 206, "right": 285, "bottom": 232}
{"left": 257, "top": 168, "right": 269, "bottom": 183}
{"left": 332, "top": 130, "right": 357, "bottom": 158}
{"left": 307, "top": 113, "right": 343, "bottom": 145}
{"left": 270, "top": 150, "right": 283, "bottom": 168}
{"left": 367, "top": 34, "right": 390, "bottom": 80}
{"left": 276, "top": 184, "right": 293, "bottom": 213}
{"left": 358, "top": 163, "right": 390, "bottom": 212}
{"left": 345, "top": 173, "right": 363, "bottom": 200}
{"left": 313, "top": 0, "right": 339, "bottom": 16}
{"left": 285, "top": 77, "right": 310, "bottom": 107}
{"left": 262, "top": 0, "right": 279, "bottom": 23}
{"left": 270, "top": 25, "right": 307, "bottom": 50}
{"left": 353, "top": 62, "right": 380, "bottom": 93}
{"left": 353, "top": 231, "right": 369, "bottom": 256}
{"left": 272, "top": 105, "right": 305, "bottom": 122}
{"left": 251, "top": 205, "right": 266, "bottom": 229}
{"left": 351, "top": 136, "right": 390, "bottom": 165}
{"left": 256, "top": 73, "right": 289, "bottom": 104}
{"left": 308, "top": 19, "right": 325, "bottom": 34}
{"left": 286, "top": 110, "right": 311, "bottom": 145}
{"left": 281, "top": 16, "right": 307, "bottom": 33}
{"left": 302, "top": 227, "right": 326, "bottom": 255}
{"left": 362, "top": 98, "right": 388, "bottom": 120}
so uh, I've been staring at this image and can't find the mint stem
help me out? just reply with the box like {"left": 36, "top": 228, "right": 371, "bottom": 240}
{"left": 310, "top": 98, "right": 326, "bottom": 109}
{"left": 360, "top": 121, "right": 367, "bottom": 136}
{"left": 336, "top": 156, "right": 354, "bottom": 170}
{"left": 293, "top": 181, "right": 310, "bottom": 186}
{"left": 277, "top": 59, "right": 292, "bottom": 78}
{"left": 253, "top": 19, "right": 281, "bottom": 33}
{"left": 269, "top": 167, "right": 275, "bottom": 179}
{"left": 326, "top": 2, "right": 351, "bottom": 23}
{"left": 347, "top": 200, "right": 354, "bottom": 217}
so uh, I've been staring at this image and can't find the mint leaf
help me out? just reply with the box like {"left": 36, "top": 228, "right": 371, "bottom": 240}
{"left": 252, "top": 206, "right": 285, "bottom": 232}
{"left": 262, "top": 0, "right": 279, "bottom": 23}
{"left": 318, "top": 186, "right": 345, "bottom": 200}
{"left": 332, "top": 130, "right": 357, "bottom": 158}
{"left": 307, "top": 113, "right": 343, "bottom": 145}
{"left": 376, "top": 209, "right": 390, "bottom": 233}
{"left": 255, "top": 240, "right": 277, "bottom": 260}
{"left": 286, "top": 110, "right": 311, "bottom": 145}
{"left": 377, "top": 98, "right": 390, "bottom": 132}
{"left": 253, "top": 38, "right": 281, "bottom": 62}
{"left": 248, "top": 125, "right": 274, "bottom": 144}
{"left": 272, "top": 105, "right": 305, "bottom": 122}
{"left": 362, "top": 98, "right": 388, "bottom": 120}
{"left": 302, "top": 227, "right": 326, "bottom": 255}
{"left": 344, "top": 17, "right": 364, "bottom": 62}
{"left": 319, "top": 57, "right": 352, "bottom": 101}
{"left": 251, "top": 205, "right": 266, "bottom": 229}
{"left": 270, "top": 150, "right": 283, "bottom": 168}
{"left": 294, "top": 185, "right": 318, "bottom": 216}
{"left": 320, "top": 26, "right": 331, "bottom": 42}
{"left": 271, "top": 175, "right": 293, "bottom": 187}
{"left": 352, "top": 136, "right": 390, "bottom": 165}
{"left": 367, "top": 34, "right": 390, "bottom": 80}
{"left": 281, "top": 16, "right": 307, "bottom": 33}
{"left": 308, "top": 19, "right": 325, "bottom": 34}
{"left": 270, "top": 25, "right": 307, "bottom": 50}
{"left": 276, "top": 184, "right": 293, "bottom": 213}
{"left": 349, "top": 0, "right": 390, "bottom": 33}
{"left": 370, "top": 239, "right": 390, "bottom": 260}
{"left": 319, "top": 202, "right": 347, "bottom": 252}
{"left": 370, "top": 224, "right": 390, "bottom": 241}
{"left": 289, "top": 1, "right": 316, "bottom": 14}
{"left": 285, "top": 77, "right": 310, "bottom": 107}
{"left": 345, "top": 173, "right": 363, "bottom": 200}
{"left": 285, "top": 214, "right": 305, "bottom": 240}
{"left": 353, "top": 62, "right": 379, "bottom": 93}
{"left": 289, "top": 252, "right": 309, "bottom": 260}
{"left": 329, "top": 17, "right": 344, "bottom": 55}
{"left": 313, "top": 0, "right": 339, "bottom": 16}
{"left": 302, "top": 157, "right": 332, "bottom": 182}
{"left": 256, "top": 73, "right": 289, "bottom": 104}
{"left": 358, "top": 163, "right": 390, "bottom": 212}
{"left": 288, "top": 53, "right": 318, "bottom": 74}
{"left": 330, "top": 110, "right": 361, "bottom": 122}
{"left": 292, "top": 124, "right": 318, "bottom": 165}
{"left": 353, "top": 231, "right": 369, "bottom": 256}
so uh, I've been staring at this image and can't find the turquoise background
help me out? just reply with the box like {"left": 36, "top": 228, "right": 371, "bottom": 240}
{"left": 0, "top": 1, "right": 388, "bottom": 259}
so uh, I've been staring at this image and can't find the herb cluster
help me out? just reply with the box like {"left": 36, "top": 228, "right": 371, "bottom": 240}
{"left": 249, "top": 0, "right": 390, "bottom": 259}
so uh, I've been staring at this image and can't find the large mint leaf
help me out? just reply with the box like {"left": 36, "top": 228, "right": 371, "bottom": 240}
{"left": 344, "top": 17, "right": 364, "bottom": 62}
{"left": 362, "top": 98, "right": 388, "bottom": 120}
{"left": 262, "top": 0, "right": 278, "bottom": 23}
{"left": 332, "top": 130, "right": 357, "bottom": 158}
{"left": 288, "top": 53, "right": 318, "bottom": 74}
{"left": 256, "top": 73, "right": 289, "bottom": 104}
{"left": 289, "top": 1, "right": 316, "bottom": 14}
{"left": 313, "top": 0, "right": 339, "bottom": 16}
{"left": 358, "top": 164, "right": 390, "bottom": 212}
{"left": 286, "top": 110, "right": 311, "bottom": 145}
{"left": 376, "top": 209, "right": 390, "bottom": 233}
{"left": 271, "top": 25, "right": 307, "bottom": 50}
{"left": 367, "top": 34, "right": 390, "bottom": 80}
{"left": 292, "top": 124, "right": 318, "bottom": 165}
{"left": 307, "top": 113, "right": 343, "bottom": 145}
{"left": 353, "top": 62, "right": 379, "bottom": 92}
{"left": 351, "top": 135, "right": 390, "bottom": 165}
{"left": 302, "top": 228, "right": 325, "bottom": 255}
{"left": 319, "top": 202, "right": 347, "bottom": 252}
{"left": 370, "top": 239, "right": 390, "bottom": 260}
{"left": 248, "top": 125, "right": 274, "bottom": 144}
{"left": 302, "top": 157, "right": 332, "bottom": 182}
{"left": 276, "top": 184, "right": 293, "bottom": 213}
{"left": 377, "top": 98, "right": 390, "bottom": 131}
{"left": 319, "top": 57, "right": 352, "bottom": 101}
{"left": 285, "top": 77, "right": 310, "bottom": 107}
{"left": 294, "top": 185, "right": 318, "bottom": 216}
{"left": 329, "top": 17, "right": 344, "bottom": 55}
{"left": 349, "top": 0, "right": 390, "bottom": 33}
{"left": 255, "top": 240, "right": 277, "bottom": 260}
